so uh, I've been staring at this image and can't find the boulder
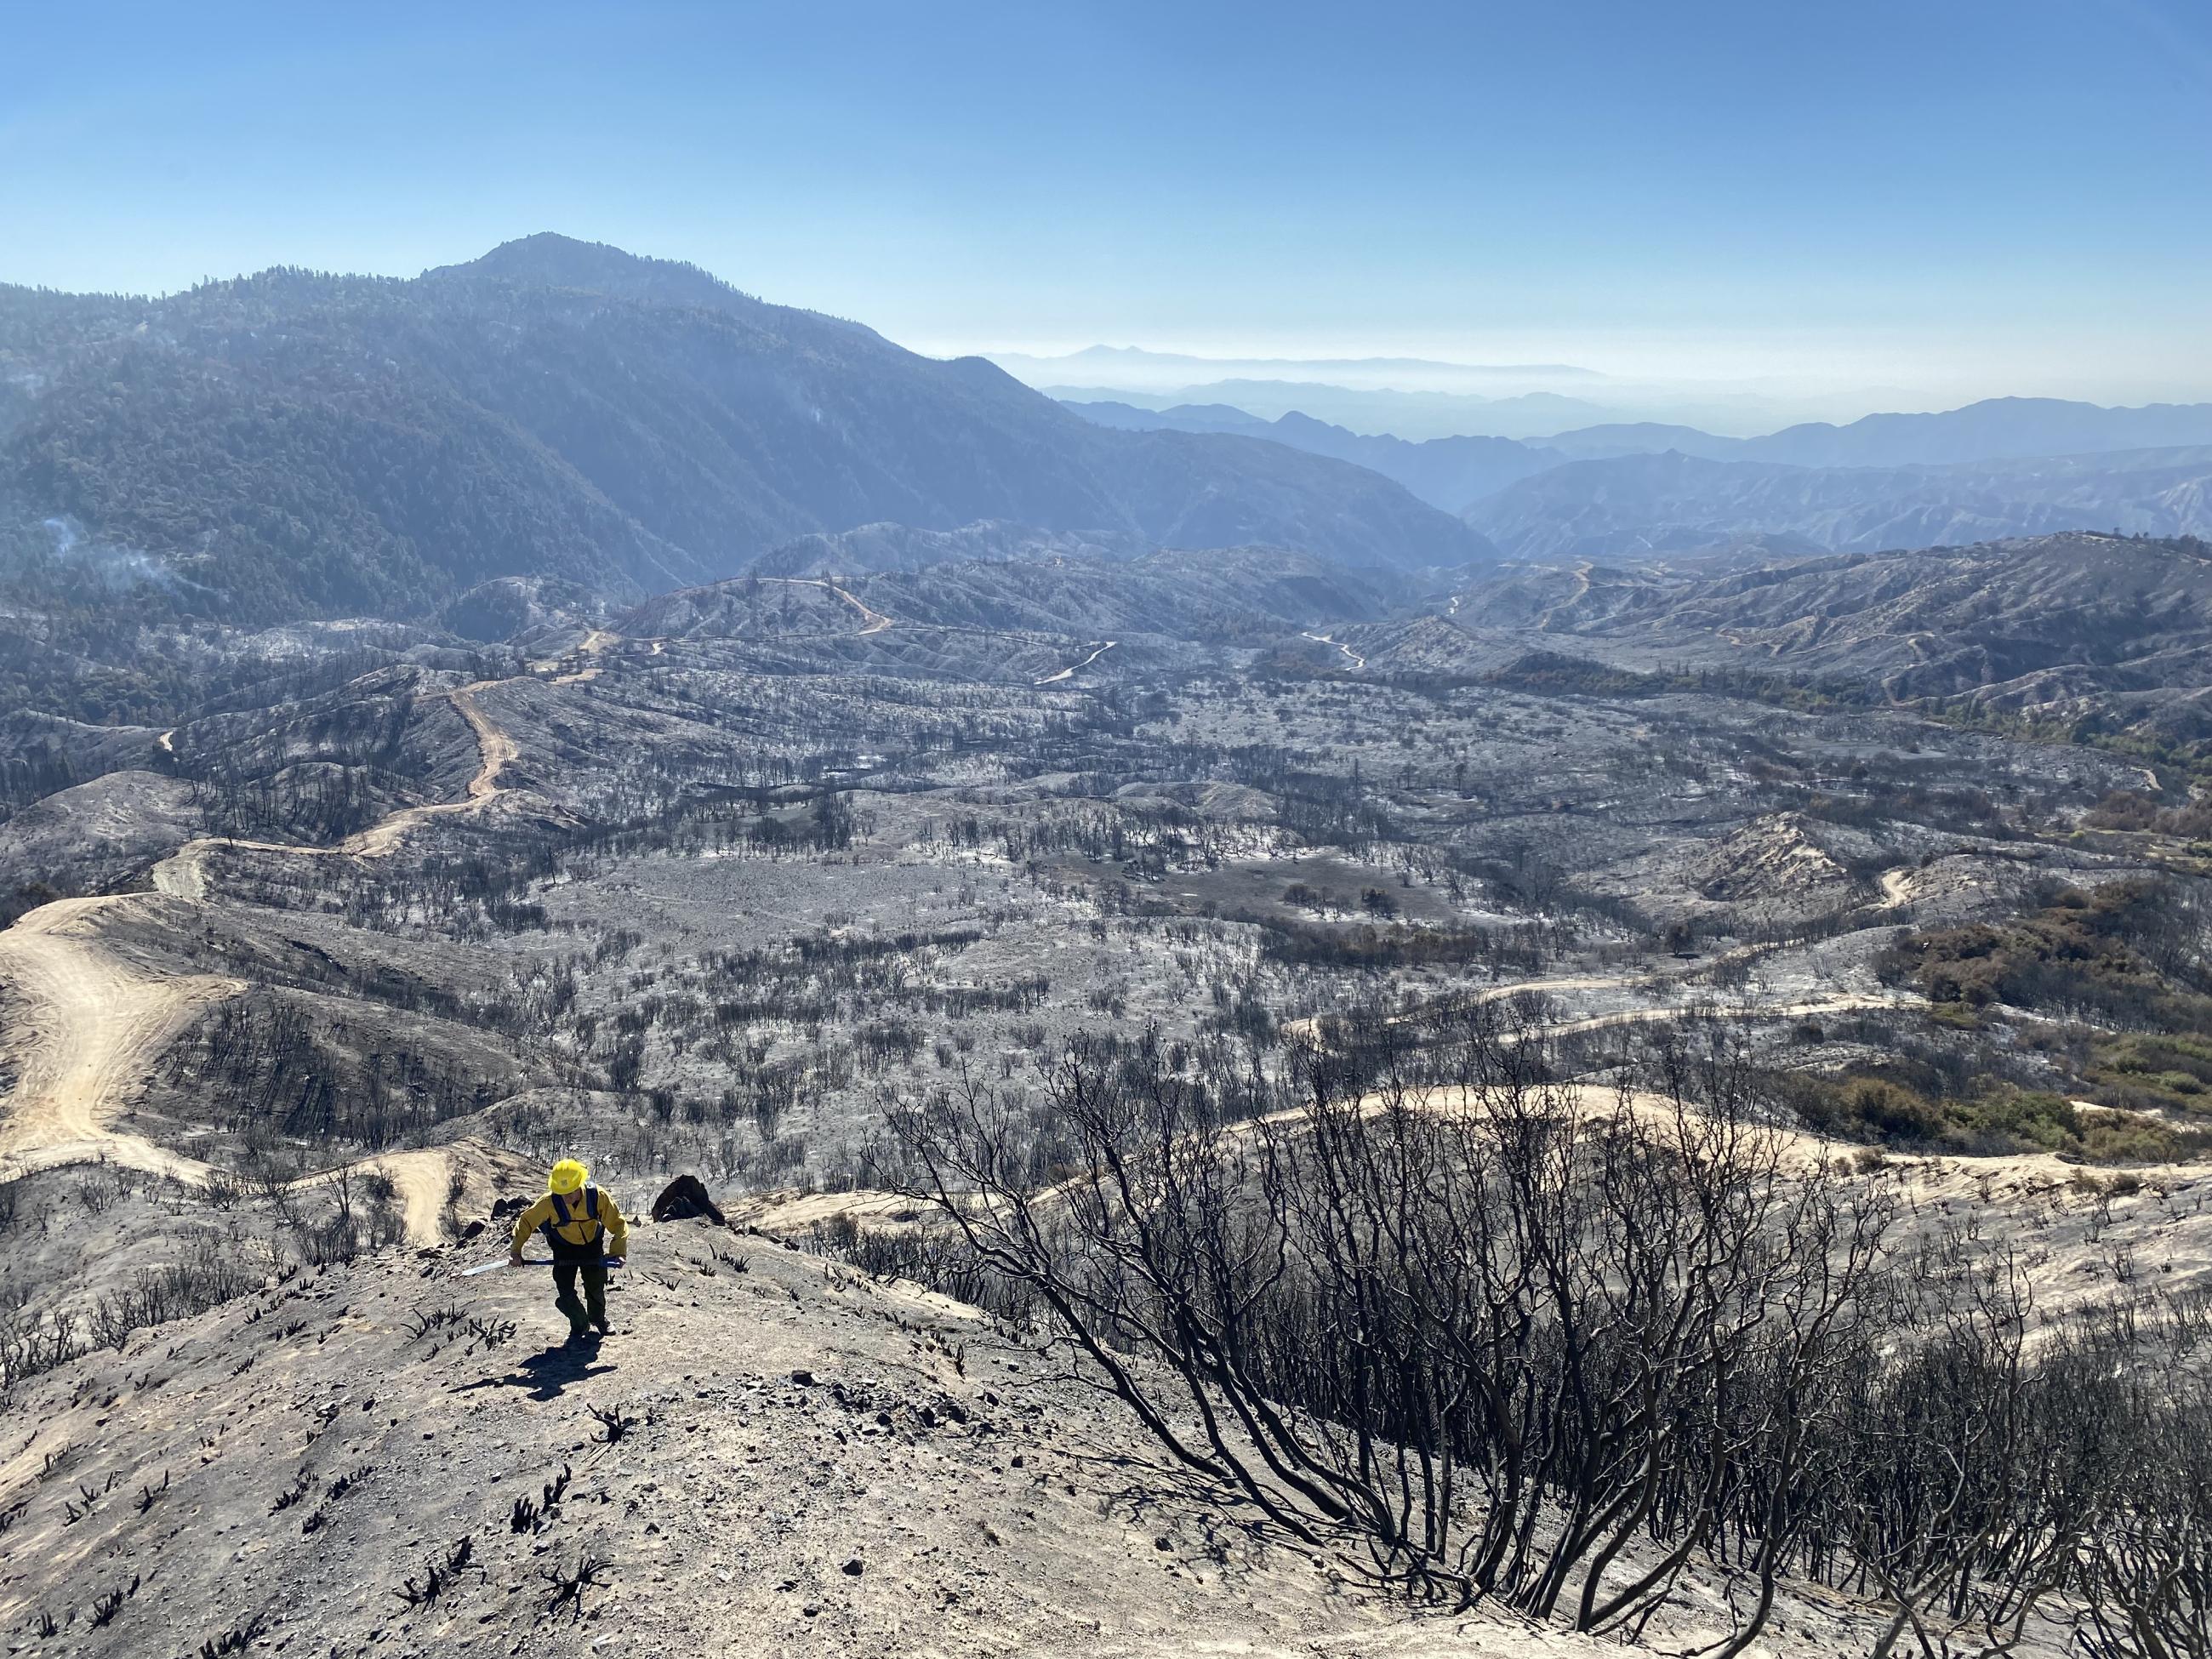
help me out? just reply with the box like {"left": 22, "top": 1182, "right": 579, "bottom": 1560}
{"left": 652, "top": 1173, "right": 727, "bottom": 1225}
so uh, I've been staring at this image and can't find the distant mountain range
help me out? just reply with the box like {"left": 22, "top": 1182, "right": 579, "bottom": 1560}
{"left": 1070, "top": 402, "right": 1560, "bottom": 511}
{"left": 0, "top": 236, "right": 1481, "bottom": 622}
{"left": 1551, "top": 398, "right": 2212, "bottom": 469}
{"left": 1466, "top": 445, "right": 2212, "bottom": 562}
{"left": 990, "top": 345, "right": 1600, "bottom": 394}
{"left": 1051, "top": 382, "right": 1617, "bottom": 441}
{"left": 1068, "top": 396, "right": 2212, "bottom": 560}
{"left": 8, "top": 235, "right": 2209, "bottom": 626}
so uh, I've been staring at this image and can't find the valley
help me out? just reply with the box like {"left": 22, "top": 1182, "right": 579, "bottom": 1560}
{"left": 1, "top": 242, "right": 2209, "bottom": 1659}
{"left": 3, "top": 526, "right": 2203, "bottom": 1268}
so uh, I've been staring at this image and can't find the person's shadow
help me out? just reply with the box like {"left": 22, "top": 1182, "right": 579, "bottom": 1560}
{"left": 454, "top": 1344, "right": 616, "bottom": 1401}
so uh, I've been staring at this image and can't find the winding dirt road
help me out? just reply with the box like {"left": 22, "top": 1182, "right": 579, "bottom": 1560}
{"left": 759, "top": 577, "right": 895, "bottom": 635}
{"left": 0, "top": 658, "right": 559, "bottom": 1240}
{"left": 151, "top": 677, "right": 516, "bottom": 899}
{"left": 830, "top": 582, "right": 895, "bottom": 636}
{"left": 1035, "top": 640, "right": 1117, "bottom": 686}
{"left": 0, "top": 899, "right": 465, "bottom": 1242}
{"left": 1301, "top": 631, "right": 1366, "bottom": 671}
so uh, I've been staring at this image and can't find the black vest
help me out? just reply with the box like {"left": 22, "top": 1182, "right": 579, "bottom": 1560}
{"left": 540, "top": 1185, "right": 605, "bottom": 1261}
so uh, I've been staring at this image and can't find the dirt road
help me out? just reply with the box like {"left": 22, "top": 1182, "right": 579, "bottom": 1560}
{"left": 280, "top": 1145, "right": 457, "bottom": 1246}
{"left": 0, "top": 897, "right": 240, "bottom": 1185}
{"left": 1, "top": 666, "right": 535, "bottom": 1224}
{"left": 757, "top": 576, "right": 895, "bottom": 635}
{"left": 549, "top": 627, "right": 620, "bottom": 684}
{"left": 824, "top": 580, "right": 894, "bottom": 634}
{"left": 1280, "top": 943, "right": 1798, "bottom": 1046}
{"left": 368, "top": 1149, "right": 455, "bottom": 1243}
{"left": 152, "top": 676, "right": 517, "bottom": 897}
{"left": 1035, "top": 639, "right": 1117, "bottom": 686}
{"left": 0, "top": 895, "right": 461, "bottom": 1243}
{"left": 1301, "top": 631, "right": 1366, "bottom": 670}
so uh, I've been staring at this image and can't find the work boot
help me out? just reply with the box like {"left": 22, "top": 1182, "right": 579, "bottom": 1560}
{"left": 563, "top": 1324, "right": 591, "bottom": 1349}
{"left": 591, "top": 1314, "right": 611, "bottom": 1337}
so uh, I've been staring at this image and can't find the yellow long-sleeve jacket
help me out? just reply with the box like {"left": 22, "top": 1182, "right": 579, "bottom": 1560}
{"left": 510, "top": 1186, "right": 629, "bottom": 1259}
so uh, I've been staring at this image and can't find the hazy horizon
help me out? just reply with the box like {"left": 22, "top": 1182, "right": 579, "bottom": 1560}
{"left": 8, "top": 0, "right": 2210, "bottom": 412}
{"left": 9, "top": 239, "right": 2205, "bottom": 428}
{"left": 11, "top": 233, "right": 2209, "bottom": 415}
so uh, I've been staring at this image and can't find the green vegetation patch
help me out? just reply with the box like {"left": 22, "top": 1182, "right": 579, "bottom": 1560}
{"left": 1780, "top": 1070, "right": 2208, "bottom": 1164}
{"left": 1879, "top": 880, "right": 2212, "bottom": 1031}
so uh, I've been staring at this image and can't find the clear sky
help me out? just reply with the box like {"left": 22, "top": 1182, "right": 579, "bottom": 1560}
{"left": 5, "top": 0, "right": 2209, "bottom": 403}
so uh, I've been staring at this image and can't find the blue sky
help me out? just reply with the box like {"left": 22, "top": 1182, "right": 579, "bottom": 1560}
{"left": 4, "top": 0, "right": 2209, "bottom": 402}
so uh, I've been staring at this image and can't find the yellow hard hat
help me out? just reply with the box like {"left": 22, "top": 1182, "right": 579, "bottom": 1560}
{"left": 548, "top": 1159, "right": 589, "bottom": 1195}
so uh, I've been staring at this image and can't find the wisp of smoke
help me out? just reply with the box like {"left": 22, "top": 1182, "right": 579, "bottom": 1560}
{"left": 41, "top": 516, "right": 223, "bottom": 599}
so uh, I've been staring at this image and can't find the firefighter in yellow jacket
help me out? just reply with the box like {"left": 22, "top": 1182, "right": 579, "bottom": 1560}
{"left": 510, "top": 1160, "right": 629, "bottom": 1346}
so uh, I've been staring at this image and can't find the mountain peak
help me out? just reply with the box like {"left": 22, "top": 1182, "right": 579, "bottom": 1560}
{"left": 429, "top": 233, "right": 764, "bottom": 312}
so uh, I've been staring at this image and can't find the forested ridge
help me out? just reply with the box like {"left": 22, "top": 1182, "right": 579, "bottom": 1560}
{"left": 0, "top": 237, "right": 1481, "bottom": 625}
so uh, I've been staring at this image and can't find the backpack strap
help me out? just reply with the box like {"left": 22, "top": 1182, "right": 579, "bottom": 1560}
{"left": 540, "top": 1187, "right": 601, "bottom": 1249}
